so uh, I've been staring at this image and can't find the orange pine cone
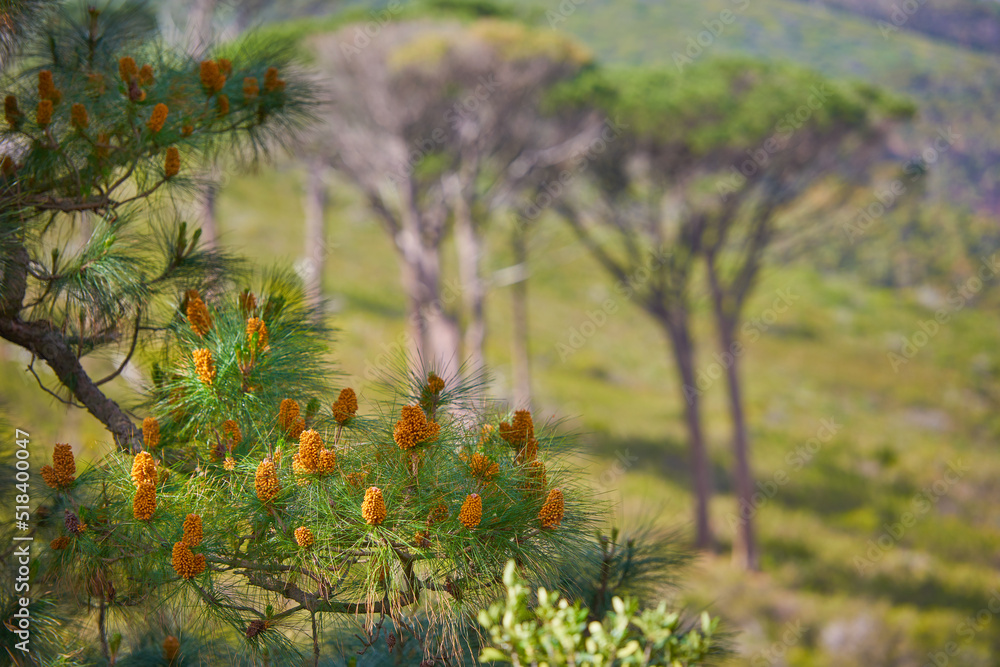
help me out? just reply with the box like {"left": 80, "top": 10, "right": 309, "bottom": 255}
{"left": 147, "top": 103, "right": 168, "bottom": 133}
{"left": 143, "top": 417, "right": 160, "bottom": 449}
{"left": 332, "top": 387, "right": 358, "bottom": 424}
{"left": 199, "top": 60, "right": 225, "bottom": 93}
{"left": 193, "top": 348, "right": 215, "bottom": 385}
{"left": 427, "top": 373, "right": 445, "bottom": 394}
{"left": 469, "top": 453, "right": 499, "bottom": 481}
{"left": 278, "top": 398, "right": 300, "bottom": 432}
{"left": 264, "top": 67, "right": 284, "bottom": 92}
{"left": 294, "top": 526, "right": 314, "bottom": 548}
{"left": 524, "top": 460, "right": 546, "bottom": 494}
{"left": 70, "top": 103, "right": 88, "bottom": 129}
{"left": 131, "top": 451, "right": 156, "bottom": 487}
{"left": 40, "top": 465, "right": 59, "bottom": 489}
{"left": 222, "top": 419, "right": 242, "bottom": 447}
{"left": 186, "top": 291, "right": 212, "bottom": 336}
{"left": 393, "top": 405, "right": 439, "bottom": 451}
{"left": 49, "top": 443, "right": 76, "bottom": 487}
{"left": 246, "top": 317, "right": 269, "bottom": 349}
{"left": 243, "top": 77, "right": 259, "bottom": 99}
{"left": 38, "top": 70, "right": 56, "bottom": 99}
{"left": 427, "top": 501, "right": 448, "bottom": 525}
{"left": 538, "top": 488, "right": 564, "bottom": 529}
{"left": 133, "top": 482, "right": 156, "bottom": 521}
{"left": 517, "top": 437, "right": 539, "bottom": 465}
{"left": 239, "top": 290, "right": 257, "bottom": 315}
{"left": 459, "top": 493, "right": 482, "bottom": 529}
{"left": 171, "top": 541, "right": 204, "bottom": 579}
{"left": 318, "top": 448, "right": 337, "bottom": 474}
{"left": 500, "top": 410, "right": 534, "bottom": 448}
{"left": 138, "top": 64, "right": 155, "bottom": 86}
{"left": 164, "top": 146, "right": 180, "bottom": 178}
{"left": 4, "top": 95, "right": 20, "bottom": 126}
{"left": 162, "top": 635, "right": 179, "bottom": 661}
{"left": 362, "top": 486, "right": 386, "bottom": 525}
{"left": 119, "top": 57, "right": 138, "bottom": 83}
{"left": 182, "top": 514, "right": 203, "bottom": 547}
{"left": 254, "top": 458, "right": 279, "bottom": 503}
{"left": 36, "top": 100, "right": 52, "bottom": 126}
{"left": 297, "top": 429, "right": 322, "bottom": 472}
{"left": 50, "top": 535, "right": 70, "bottom": 550}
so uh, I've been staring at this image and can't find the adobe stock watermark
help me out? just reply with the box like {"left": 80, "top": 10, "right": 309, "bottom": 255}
{"left": 386, "top": 73, "right": 502, "bottom": 187}
{"left": 877, "top": 0, "right": 929, "bottom": 39}
{"left": 683, "top": 287, "right": 799, "bottom": 404}
{"left": 842, "top": 126, "right": 961, "bottom": 243}
{"left": 546, "top": 0, "right": 588, "bottom": 28}
{"left": 924, "top": 590, "right": 1000, "bottom": 667}
{"left": 749, "top": 620, "right": 805, "bottom": 667}
{"left": 519, "top": 116, "right": 628, "bottom": 222}
{"left": 887, "top": 252, "right": 1000, "bottom": 372}
{"left": 715, "top": 85, "right": 832, "bottom": 201}
{"left": 596, "top": 449, "right": 639, "bottom": 489}
{"left": 727, "top": 417, "right": 841, "bottom": 532}
{"left": 338, "top": 0, "right": 407, "bottom": 60}
{"left": 555, "top": 244, "right": 671, "bottom": 362}
{"left": 362, "top": 276, "right": 466, "bottom": 382}
{"left": 672, "top": 0, "right": 751, "bottom": 72}
{"left": 853, "top": 458, "right": 968, "bottom": 574}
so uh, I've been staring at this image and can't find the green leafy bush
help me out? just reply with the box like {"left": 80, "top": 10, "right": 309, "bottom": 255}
{"left": 479, "top": 560, "right": 720, "bottom": 666}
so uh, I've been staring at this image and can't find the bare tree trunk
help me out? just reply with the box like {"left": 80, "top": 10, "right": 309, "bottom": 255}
{"left": 186, "top": 0, "right": 219, "bottom": 249}
{"left": 454, "top": 198, "right": 486, "bottom": 376}
{"left": 722, "top": 335, "right": 758, "bottom": 570}
{"left": 185, "top": 0, "right": 215, "bottom": 55}
{"left": 199, "top": 169, "right": 218, "bottom": 249}
{"left": 660, "top": 313, "right": 714, "bottom": 550}
{"left": 303, "top": 157, "right": 327, "bottom": 312}
{"left": 706, "top": 261, "right": 758, "bottom": 571}
{"left": 395, "top": 227, "right": 460, "bottom": 380}
{"left": 511, "top": 224, "right": 531, "bottom": 409}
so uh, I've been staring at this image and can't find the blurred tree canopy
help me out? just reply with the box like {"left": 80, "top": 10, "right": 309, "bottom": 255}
{"left": 547, "top": 56, "right": 914, "bottom": 567}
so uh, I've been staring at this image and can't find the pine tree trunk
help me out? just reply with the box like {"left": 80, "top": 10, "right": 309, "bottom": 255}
{"left": 454, "top": 198, "right": 486, "bottom": 377}
{"left": 199, "top": 171, "right": 218, "bottom": 249}
{"left": 660, "top": 313, "right": 714, "bottom": 550}
{"left": 511, "top": 225, "right": 532, "bottom": 409}
{"left": 395, "top": 222, "right": 460, "bottom": 381}
{"left": 186, "top": 0, "right": 215, "bottom": 55}
{"left": 303, "top": 158, "right": 327, "bottom": 312}
{"left": 706, "top": 260, "right": 759, "bottom": 570}
{"left": 722, "top": 336, "right": 758, "bottom": 570}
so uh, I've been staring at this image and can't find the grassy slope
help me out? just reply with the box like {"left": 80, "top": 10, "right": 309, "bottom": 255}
{"left": 2, "top": 1, "right": 1000, "bottom": 664}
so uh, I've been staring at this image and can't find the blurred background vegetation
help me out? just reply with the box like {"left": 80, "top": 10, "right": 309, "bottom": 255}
{"left": 3, "top": 0, "right": 1000, "bottom": 664}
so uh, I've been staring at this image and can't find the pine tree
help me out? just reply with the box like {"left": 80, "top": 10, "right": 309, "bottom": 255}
{"left": 0, "top": 1, "right": 311, "bottom": 451}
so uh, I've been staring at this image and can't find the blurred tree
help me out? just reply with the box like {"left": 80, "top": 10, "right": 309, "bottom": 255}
{"left": 0, "top": 1, "right": 310, "bottom": 450}
{"left": 302, "top": 154, "right": 328, "bottom": 311}
{"left": 307, "top": 17, "right": 595, "bottom": 380}
{"left": 550, "top": 59, "right": 913, "bottom": 567}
